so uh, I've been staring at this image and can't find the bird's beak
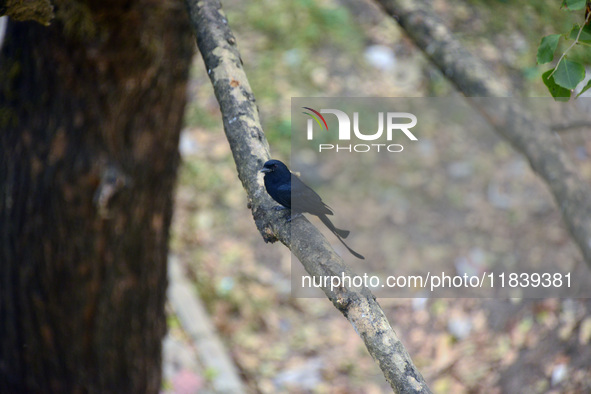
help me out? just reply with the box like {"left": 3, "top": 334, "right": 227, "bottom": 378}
{"left": 260, "top": 168, "right": 271, "bottom": 173}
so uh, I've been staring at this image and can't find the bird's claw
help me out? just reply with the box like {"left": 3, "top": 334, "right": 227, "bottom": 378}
{"left": 274, "top": 206, "right": 288, "bottom": 211}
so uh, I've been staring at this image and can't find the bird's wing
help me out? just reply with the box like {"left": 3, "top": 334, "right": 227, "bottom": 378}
{"left": 291, "top": 174, "right": 333, "bottom": 215}
{"left": 273, "top": 183, "right": 292, "bottom": 208}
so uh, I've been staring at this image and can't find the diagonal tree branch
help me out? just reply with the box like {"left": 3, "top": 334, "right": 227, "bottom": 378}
{"left": 184, "top": 0, "right": 431, "bottom": 392}
{"left": 375, "top": 0, "right": 591, "bottom": 267}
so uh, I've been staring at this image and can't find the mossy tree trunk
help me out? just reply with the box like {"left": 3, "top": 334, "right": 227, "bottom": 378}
{"left": 0, "top": 1, "right": 193, "bottom": 391}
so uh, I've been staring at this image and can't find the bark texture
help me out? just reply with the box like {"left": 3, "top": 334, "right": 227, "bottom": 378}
{"left": 0, "top": 1, "right": 193, "bottom": 391}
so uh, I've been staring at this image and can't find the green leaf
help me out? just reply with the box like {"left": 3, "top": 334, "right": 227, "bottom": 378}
{"left": 565, "top": 0, "right": 586, "bottom": 10}
{"left": 553, "top": 59, "right": 585, "bottom": 89}
{"left": 576, "top": 79, "right": 591, "bottom": 97}
{"left": 568, "top": 24, "right": 591, "bottom": 44}
{"left": 537, "top": 34, "right": 561, "bottom": 64}
{"left": 542, "top": 69, "right": 571, "bottom": 101}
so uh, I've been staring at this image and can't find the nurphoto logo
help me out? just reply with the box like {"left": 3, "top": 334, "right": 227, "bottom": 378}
{"left": 302, "top": 107, "right": 418, "bottom": 153}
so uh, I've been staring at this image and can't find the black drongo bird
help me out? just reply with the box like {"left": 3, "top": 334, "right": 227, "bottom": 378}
{"left": 260, "top": 159, "right": 365, "bottom": 259}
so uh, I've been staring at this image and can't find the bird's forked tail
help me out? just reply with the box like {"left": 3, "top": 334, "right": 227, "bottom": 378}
{"left": 318, "top": 214, "right": 364, "bottom": 259}
{"left": 318, "top": 214, "right": 350, "bottom": 238}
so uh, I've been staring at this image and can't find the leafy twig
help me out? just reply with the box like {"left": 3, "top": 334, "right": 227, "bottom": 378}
{"left": 549, "top": 10, "right": 591, "bottom": 78}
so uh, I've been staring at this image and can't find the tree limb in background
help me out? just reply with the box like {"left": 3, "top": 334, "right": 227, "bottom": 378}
{"left": 183, "top": 0, "right": 431, "bottom": 392}
{"left": 375, "top": 0, "right": 591, "bottom": 267}
{"left": 168, "top": 256, "right": 246, "bottom": 393}
{"left": 551, "top": 120, "right": 591, "bottom": 132}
